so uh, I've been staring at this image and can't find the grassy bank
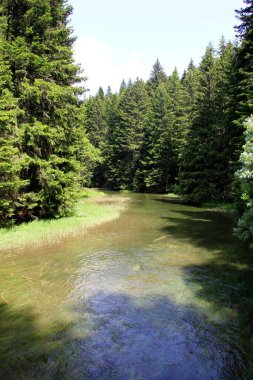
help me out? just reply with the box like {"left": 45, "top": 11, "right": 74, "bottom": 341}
{"left": 0, "top": 189, "right": 128, "bottom": 251}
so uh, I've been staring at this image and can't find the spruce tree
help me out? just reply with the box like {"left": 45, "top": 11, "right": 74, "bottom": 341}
{"left": 148, "top": 59, "right": 167, "bottom": 91}
{"left": 178, "top": 41, "right": 240, "bottom": 202}
{"left": 167, "top": 68, "right": 189, "bottom": 180}
{"left": 106, "top": 79, "right": 150, "bottom": 189}
{"left": 135, "top": 83, "right": 174, "bottom": 193}
{"left": 119, "top": 79, "right": 127, "bottom": 94}
{"left": 85, "top": 92, "right": 107, "bottom": 150}
{"left": 235, "top": 0, "right": 253, "bottom": 120}
{"left": 177, "top": 44, "right": 219, "bottom": 202}
{"left": 214, "top": 38, "right": 240, "bottom": 199}
{"left": 0, "top": 35, "right": 25, "bottom": 225}
{"left": 0, "top": 0, "right": 87, "bottom": 220}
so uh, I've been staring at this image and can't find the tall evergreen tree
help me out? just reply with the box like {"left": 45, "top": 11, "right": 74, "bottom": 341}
{"left": 167, "top": 68, "right": 189, "bottom": 178}
{"left": 235, "top": 0, "right": 253, "bottom": 120}
{"left": 214, "top": 38, "right": 241, "bottom": 198}
{"left": 106, "top": 79, "right": 150, "bottom": 189}
{"left": 85, "top": 91, "right": 107, "bottom": 150}
{"left": 178, "top": 41, "right": 240, "bottom": 202}
{"left": 0, "top": 35, "right": 25, "bottom": 225}
{"left": 0, "top": 0, "right": 88, "bottom": 220}
{"left": 119, "top": 79, "right": 127, "bottom": 94}
{"left": 142, "top": 82, "right": 175, "bottom": 192}
{"left": 147, "top": 59, "right": 167, "bottom": 92}
{"left": 177, "top": 44, "right": 219, "bottom": 202}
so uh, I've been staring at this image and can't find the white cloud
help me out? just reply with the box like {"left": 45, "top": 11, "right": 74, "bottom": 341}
{"left": 74, "top": 36, "right": 150, "bottom": 95}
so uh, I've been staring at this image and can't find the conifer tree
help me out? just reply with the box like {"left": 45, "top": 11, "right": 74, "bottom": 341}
{"left": 106, "top": 86, "right": 112, "bottom": 96}
{"left": 0, "top": 35, "right": 25, "bottom": 225}
{"left": 106, "top": 79, "right": 150, "bottom": 189}
{"left": 148, "top": 59, "right": 167, "bottom": 91}
{"left": 178, "top": 41, "right": 239, "bottom": 202}
{"left": 85, "top": 92, "right": 107, "bottom": 150}
{"left": 167, "top": 68, "right": 189, "bottom": 178}
{"left": 177, "top": 44, "right": 219, "bottom": 202}
{"left": 0, "top": 0, "right": 87, "bottom": 220}
{"left": 235, "top": 0, "right": 253, "bottom": 120}
{"left": 134, "top": 82, "right": 175, "bottom": 193}
{"left": 119, "top": 79, "right": 127, "bottom": 94}
{"left": 214, "top": 38, "right": 240, "bottom": 198}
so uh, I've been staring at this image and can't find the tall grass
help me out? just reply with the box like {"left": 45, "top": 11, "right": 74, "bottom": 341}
{"left": 0, "top": 190, "right": 128, "bottom": 251}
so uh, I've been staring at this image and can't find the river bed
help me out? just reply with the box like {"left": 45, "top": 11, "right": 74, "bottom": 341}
{"left": 0, "top": 193, "right": 251, "bottom": 379}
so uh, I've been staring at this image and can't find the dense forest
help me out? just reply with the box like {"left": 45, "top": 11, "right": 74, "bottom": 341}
{"left": 0, "top": 0, "right": 252, "bottom": 246}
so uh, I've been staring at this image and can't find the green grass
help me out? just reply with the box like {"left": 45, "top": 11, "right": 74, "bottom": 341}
{"left": 0, "top": 189, "right": 128, "bottom": 251}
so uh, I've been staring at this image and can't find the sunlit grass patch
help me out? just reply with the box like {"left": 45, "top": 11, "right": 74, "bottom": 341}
{"left": 0, "top": 190, "right": 128, "bottom": 251}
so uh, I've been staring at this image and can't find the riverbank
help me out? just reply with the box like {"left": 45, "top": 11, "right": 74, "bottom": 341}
{"left": 0, "top": 189, "right": 129, "bottom": 252}
{"left": 164, "top": 193, "right": 239, "bottom": 220}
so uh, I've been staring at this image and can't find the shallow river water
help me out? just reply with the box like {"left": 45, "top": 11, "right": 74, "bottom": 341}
{"left": 0, "top": 193, "right": 250, "bottom": 379}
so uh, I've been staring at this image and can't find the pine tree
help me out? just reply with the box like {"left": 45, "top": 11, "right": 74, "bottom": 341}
{"left": 85, "top": 92, "right": 107, "bottom": 150}
{"left": 177, "top": 44, "right": 219, "bottom": 202}
{"left": 0, "top": 34, "right": 25, "bottom": 225}
{"left": 106, "top": 79, "right": 150, "bottom": 189}
{"left": 167, "top": 68, "right": 189, "bottom": 180}
{"left": 136, "top": 83, "right": 174, "bottom": 193}
{"left": 214, "top": 38, "right": 240, "bottom": 199}
{"left": 106, "top": 86, "right": 112, "bottom": 96}
{"left": 178, "top": 41, "right": 240, "bottom": 202}
{"left": 179, "top": 59, "right": 199, "bottom": 172}
{"left": 235, "top": 0, "right": 253, "bottom": 120}
{"left": 119, "top": 79, "right": 127, "bottom": 94}
{"left": 0, "top": 0, "right": 88, "bottom": 220}
{"left": 148, "top": 59, "right": 167, "bottom": 90}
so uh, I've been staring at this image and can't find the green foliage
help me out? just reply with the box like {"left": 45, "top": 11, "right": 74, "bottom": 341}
{"left": 0, "top": 0, "right": 93, "bottom": 224}
{"left": 234, "top": 116, "right": 253, "bottom": 245}
{"left": 0, "top": 37, "right": 25, "bottom": 226}
{"left": 178, "top": 41, "right": 240, "bottom": 203}
{"left": 147, "top": 59, "right": 167, "bottom": 91}
{"left": 136, "top": 82, "right": 174, "bottom": 192}
{"left": 84, "top": 41, "right": 242, "bottom": 203}
{"left": 106, "top": 79, "right": 151, "bottom": 189}
{"left": 0, "top": 88, "right": 24, "bottom": 225}
{"left": 235, "top": 0, "right": 253, "bottom": 120}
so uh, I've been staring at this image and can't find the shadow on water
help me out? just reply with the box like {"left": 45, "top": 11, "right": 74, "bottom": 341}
{"left": 0, "top": 302, "right": 73, "bottom": 380}
{"left": 56, "top": 293, "right": 244, "bottom": 380}
{"left": 0, "top": 292, "right": 245, "bottom": 380}
{"left": 154, "top": 200, "right": 253, "bottom": 378}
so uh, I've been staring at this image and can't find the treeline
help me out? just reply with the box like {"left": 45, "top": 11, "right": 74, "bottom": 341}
{"left": 0, "top": 0, "right": 252, "bottom": 246}
{"left": 84, "top": 1, "right": 253, "bottom": 245}
{"left": 86, "top": 45, "right": 239, "bottom": 199}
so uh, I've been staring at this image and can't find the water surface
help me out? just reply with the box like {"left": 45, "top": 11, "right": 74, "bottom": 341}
{"left": 0, "top": 193, "right": 251, "bottom": 379}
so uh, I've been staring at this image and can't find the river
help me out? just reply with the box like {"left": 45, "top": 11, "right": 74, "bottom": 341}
{"left": 0, "top": 193, "right": 251, "bottom": 379}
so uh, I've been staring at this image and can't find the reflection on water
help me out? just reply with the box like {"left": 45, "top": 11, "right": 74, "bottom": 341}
{"left": 0, "top": 193, "right": 251, "bottom": 379}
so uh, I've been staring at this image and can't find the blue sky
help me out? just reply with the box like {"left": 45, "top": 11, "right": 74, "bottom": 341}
{"left": 69, "top": 0, "right": 244, "bottom": 94}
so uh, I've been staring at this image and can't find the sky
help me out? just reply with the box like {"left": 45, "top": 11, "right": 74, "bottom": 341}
{"left": 69, "top": 0, "right": 244, "bottom": 95}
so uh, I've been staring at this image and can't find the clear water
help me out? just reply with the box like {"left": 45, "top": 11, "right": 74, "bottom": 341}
{"left": 0, "top": 193, "right": 248, "bottom": 379}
